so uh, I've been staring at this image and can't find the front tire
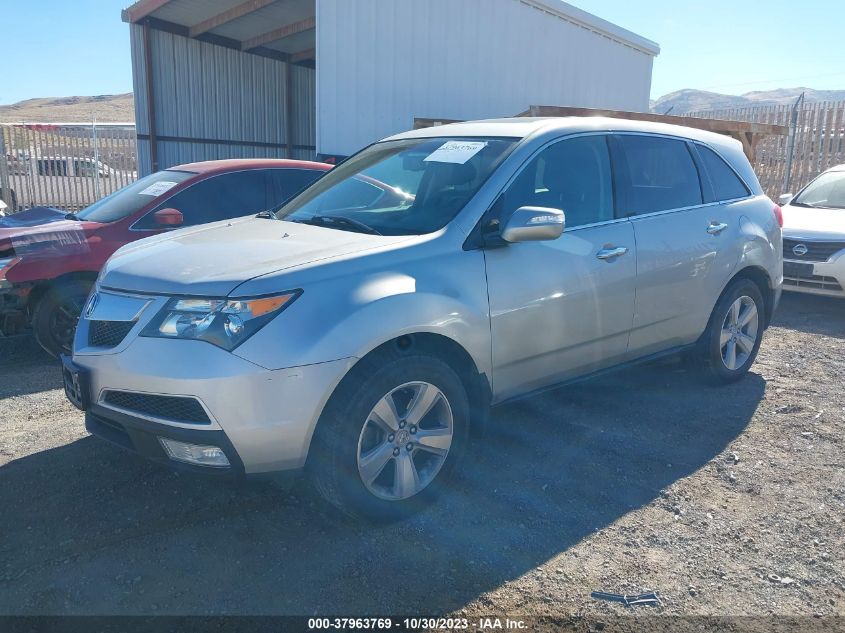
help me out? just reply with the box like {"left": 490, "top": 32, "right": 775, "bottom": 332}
{"left": 308, "top": 351, "right": 470, "bottom": 521}
{"left": 32, "top": 281, "right": 92, "bottom": 357}
{"left": 695, "top": 278, "right": 765, "bottom": 383}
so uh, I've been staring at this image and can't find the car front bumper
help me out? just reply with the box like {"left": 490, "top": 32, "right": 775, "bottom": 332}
{"left": 783, "top": 251, "right": 845, "bottom": 298}
{"left": 71, "top": 335, "right": 356, "bottom": 474}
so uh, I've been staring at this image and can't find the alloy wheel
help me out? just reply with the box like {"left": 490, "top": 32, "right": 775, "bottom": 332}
{"left": 720, "top": 295, "right": 759, "bottom": 371}
{"left": 356, "top": 381, "right": 454, "bottom": 501}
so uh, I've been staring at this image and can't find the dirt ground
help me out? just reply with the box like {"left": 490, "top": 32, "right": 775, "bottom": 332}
{"left": 0, "top": 292, "right": 843, "bottom": 619}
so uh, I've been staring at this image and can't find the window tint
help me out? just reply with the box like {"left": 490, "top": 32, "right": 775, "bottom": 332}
{"left": 136, "top": 170, "right": 269, "bottom": 229}
{"left": 502, "top": 135, "right": 614, "bottom": 228}
{"left": 616, "top": 135, "right": 702, "bottom": 214}
{"left": 267, "top": 168, "right": 324, "bottom": 206}
{"left": 697, "top": 145, "right": 749, "bottom": 202}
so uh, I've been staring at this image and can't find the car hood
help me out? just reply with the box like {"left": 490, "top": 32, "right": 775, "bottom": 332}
{"left": 782, "top": 204, "right": 845, "bottom": 240}
{"left": 0, "top": 207, "right": 102, "bottom": 257}
{"left": 100, "top": 216, "right": 413, "bottom": 297}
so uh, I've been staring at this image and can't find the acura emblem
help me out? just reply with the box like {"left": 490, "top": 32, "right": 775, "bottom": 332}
{"left": 84, "top": 292, "right": 99, "bottom": 318}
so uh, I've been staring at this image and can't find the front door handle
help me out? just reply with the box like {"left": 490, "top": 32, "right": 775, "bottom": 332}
{"left": 596, "top": 246, "right": 629, "bottom": 260}
{"left": 707, "top": 222, "right": 728, "bottom": 235}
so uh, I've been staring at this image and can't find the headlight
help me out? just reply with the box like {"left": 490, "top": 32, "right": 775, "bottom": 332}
{"left": 141, "top": 291, "right": 300, "bottom": 350}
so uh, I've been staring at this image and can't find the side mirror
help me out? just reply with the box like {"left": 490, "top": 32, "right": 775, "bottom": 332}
{"left": 153, "top": 207, "right": 183, "bottom": 228}
{"left": 778, "top": 193, "right": 793, "bottom": 206}
{"left": 501, "top": 206, "right": 565, "bottom": 243}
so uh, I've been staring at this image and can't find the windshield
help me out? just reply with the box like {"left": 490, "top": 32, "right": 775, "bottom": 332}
{"left": 792, "top": 170, "right": 845, "bottom": 209}
{"left": 275, "top": 137, "right": 518, "bottom": 235}
{"left": 76, "top": 170, "right": 194, "bottom": 223}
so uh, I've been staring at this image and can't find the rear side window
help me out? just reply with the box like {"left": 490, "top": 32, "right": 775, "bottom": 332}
{"left": 135, "top": 170, "right": 269, "bottom": 229}
{"left": 615, "top": 135, "right": 702, "bottom": 215}
{"left": 697, "top": 145, "right": 750, "bottom": 202}
{"left": 267, "top": 168, "right": 324, "bottom": 206}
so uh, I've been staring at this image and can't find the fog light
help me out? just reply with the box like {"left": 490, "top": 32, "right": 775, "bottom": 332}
{"left": 159, "top": 438, "right": 230, "bottom": 468}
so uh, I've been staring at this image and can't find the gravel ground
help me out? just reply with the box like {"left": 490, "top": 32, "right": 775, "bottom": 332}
{"left": 0, "top": 292, "right": 842, "bottom": 618}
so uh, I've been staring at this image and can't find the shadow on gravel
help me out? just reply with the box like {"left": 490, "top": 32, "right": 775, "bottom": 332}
{"left": 0, "top": 336, "right": 58, "bottom": 398}
{"left": 772, "top": 292, "right": 845, "bottom": 339}
{"left": 0, "top": 360, "right": 765, "bottom": 615}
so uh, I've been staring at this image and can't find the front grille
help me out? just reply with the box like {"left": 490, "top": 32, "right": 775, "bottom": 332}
{"left": 102, "top": 390, "right": 211, "bottom": 425}
{"left": 88, "top": 320, "right": 135, "bottom": 348}
{"left": 783, "top": 238, "right": 845, "bottom": 262}
{"left": 783, "top": 275, "right": 843, "bottom": 292}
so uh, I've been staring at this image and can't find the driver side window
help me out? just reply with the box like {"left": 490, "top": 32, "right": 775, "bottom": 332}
{"left": 135, "top": 170, "right": 269, "bottom": 230}
{"left": 503, "top": 135, "right": 614, "bottom": 228}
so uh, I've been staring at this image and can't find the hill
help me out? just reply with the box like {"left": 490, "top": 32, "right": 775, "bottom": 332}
{"left": 650, "top": 87, "right": 845, "bottom": 115}
{"left": 0, "top": 93, "right": 135, "bottom": 123}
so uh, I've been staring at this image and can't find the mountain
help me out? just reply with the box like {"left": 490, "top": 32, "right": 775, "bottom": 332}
{"left": 0, "top": 93, "right": 135, "bottom": 123}
{"left": 650, "top": 87, "right": 845, "bottom": 115}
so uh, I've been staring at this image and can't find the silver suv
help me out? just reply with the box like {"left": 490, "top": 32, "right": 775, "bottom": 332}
{"left": 63, "top": 117, "right": 783, "bottom": 520}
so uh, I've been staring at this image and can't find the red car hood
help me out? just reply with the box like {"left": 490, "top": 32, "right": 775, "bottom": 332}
{"left": 0, "top": 207, "right": 102, "bottom": 257}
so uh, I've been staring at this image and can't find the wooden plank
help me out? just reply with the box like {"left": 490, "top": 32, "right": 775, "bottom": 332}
{"left": 522, "top": 105, "right": 788, "bottom": 136}
{"left": 289, "top": 47, "right": 316, "bottom": 63}
{"left": 122, "top": 0, "right": 171, "bottom": 23}
{"left": 241, "top": 16, "right": 315, "bottom": 50}
{"left": 189, "top": 0, "right": 279, "bottom": 38}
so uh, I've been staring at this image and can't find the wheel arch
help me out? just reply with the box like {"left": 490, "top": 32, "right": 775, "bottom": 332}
{"left": 725, "top": 265, "right": 775, "bottom": 327}
{"left": 306, "top": 332, "right": 492, "bottom": 468}
{"left": 28, "top": 271, "right": 98, "bottom": 317}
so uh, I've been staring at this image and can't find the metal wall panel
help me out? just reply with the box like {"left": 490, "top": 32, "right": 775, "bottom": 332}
{"left": 316, "top": 0, "right": 657, "bottom": 156}
{"left": 130, "top": 23, "right": 316, "bottom": 175}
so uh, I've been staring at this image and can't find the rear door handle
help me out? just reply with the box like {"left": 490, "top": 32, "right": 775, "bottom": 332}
{"left": 707, "top": 222, "right": 728, "bottom": 235}
{"left": 596, "top": 246, "right": 629, "bottom": 260}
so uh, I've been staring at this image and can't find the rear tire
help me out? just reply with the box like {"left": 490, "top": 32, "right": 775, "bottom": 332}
{"left": 694, "top": 278, "right": 765, "bottom": 384}
{"left": 308, "top": 350, "right": 470, "bottom": 522}
{"left": 32, "top": 281, "right": 92, "bottom": 357}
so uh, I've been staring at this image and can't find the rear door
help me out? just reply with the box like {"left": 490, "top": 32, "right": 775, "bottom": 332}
{"left": 485, "top": 134, "right": 637, "bottom": 400}
{"left": 612, "top": 134, "right": 743, "bottom": 356}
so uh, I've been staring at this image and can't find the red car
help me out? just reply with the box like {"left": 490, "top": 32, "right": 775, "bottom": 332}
{"left": 0, "top": 159, "right": 331, "bottom": 356}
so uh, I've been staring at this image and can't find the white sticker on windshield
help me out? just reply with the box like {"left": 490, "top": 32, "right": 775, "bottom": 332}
{"left": 138, "top": 181, "right": 179, "bottom": 197}
{"left": 423, "top": 141, "right": 487, "bottom": 165}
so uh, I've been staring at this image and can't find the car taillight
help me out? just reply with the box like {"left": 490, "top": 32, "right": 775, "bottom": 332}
{"left": 773, "top": 204, "right": 784, "bottom": 228}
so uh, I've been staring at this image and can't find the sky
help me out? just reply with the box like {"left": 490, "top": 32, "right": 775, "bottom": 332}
{"left": 1, "top": 0, "right": 843, "bottom": 105}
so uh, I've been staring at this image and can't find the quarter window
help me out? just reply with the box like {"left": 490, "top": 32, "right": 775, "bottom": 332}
{"left": 615, "top": 135, "right": 703, "bottom": 214}
{"left": 502, "top": 135, "right": 614, "bottom": 228}
{"left": 697, "top": 145, "right": 750, "bottom": 202}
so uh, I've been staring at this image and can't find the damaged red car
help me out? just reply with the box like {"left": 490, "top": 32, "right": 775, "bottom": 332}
{"left": 0, "top": 159, "right": 331, "bottom": 356}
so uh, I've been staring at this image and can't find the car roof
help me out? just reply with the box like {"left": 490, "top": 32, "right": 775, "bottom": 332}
{"left": 824, "top": 163, "right": 845, "bottom": 172}
{"left": 387, "top": 116, "right": 740, "bottom": 150}
{"left": 171, "top": 158, "right": 332, "bottom": 175}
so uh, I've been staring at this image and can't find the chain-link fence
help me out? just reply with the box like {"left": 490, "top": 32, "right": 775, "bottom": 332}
{"left": 0, "top": 123, "right": 138, "bottom": 213}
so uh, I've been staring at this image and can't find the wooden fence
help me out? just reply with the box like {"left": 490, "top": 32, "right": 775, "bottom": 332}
{"left": 687, "top": 100, "right": 845, "bottom": 198}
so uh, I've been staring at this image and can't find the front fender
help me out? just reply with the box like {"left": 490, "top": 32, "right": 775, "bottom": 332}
{"left": 232, "top": 247, "right": 492, "bottom": 380}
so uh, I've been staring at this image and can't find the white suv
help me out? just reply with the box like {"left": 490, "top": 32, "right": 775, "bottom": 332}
{"left": 63, "top": 117, "right": 783, "bottom": 520}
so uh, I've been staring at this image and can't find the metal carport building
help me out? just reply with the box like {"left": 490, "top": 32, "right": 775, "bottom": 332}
{"left": 123, "top": 0, "right": 659, "bottom": 176}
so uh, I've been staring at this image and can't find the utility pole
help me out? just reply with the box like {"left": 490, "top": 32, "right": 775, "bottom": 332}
{"left": 783, "top": 92, "right": 804, "bottom": 194}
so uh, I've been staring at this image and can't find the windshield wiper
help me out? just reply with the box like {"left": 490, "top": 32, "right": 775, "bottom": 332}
{"left": 292, "top": 215, "right": 382, "bottom": 235}
{"left": 255, "top": 210, "right": 280, "bottom": 219}
{"left": 64, "top": 212, "right": 80, "bottom": 221}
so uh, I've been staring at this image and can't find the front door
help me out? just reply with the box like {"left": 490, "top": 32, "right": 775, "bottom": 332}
{"left": 484, "top": 135, "right": 637, "bottom": 401}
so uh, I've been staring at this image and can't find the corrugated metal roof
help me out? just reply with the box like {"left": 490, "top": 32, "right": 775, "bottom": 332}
{"left": 124, "top": 0, "right": 315, "bottom": 54}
